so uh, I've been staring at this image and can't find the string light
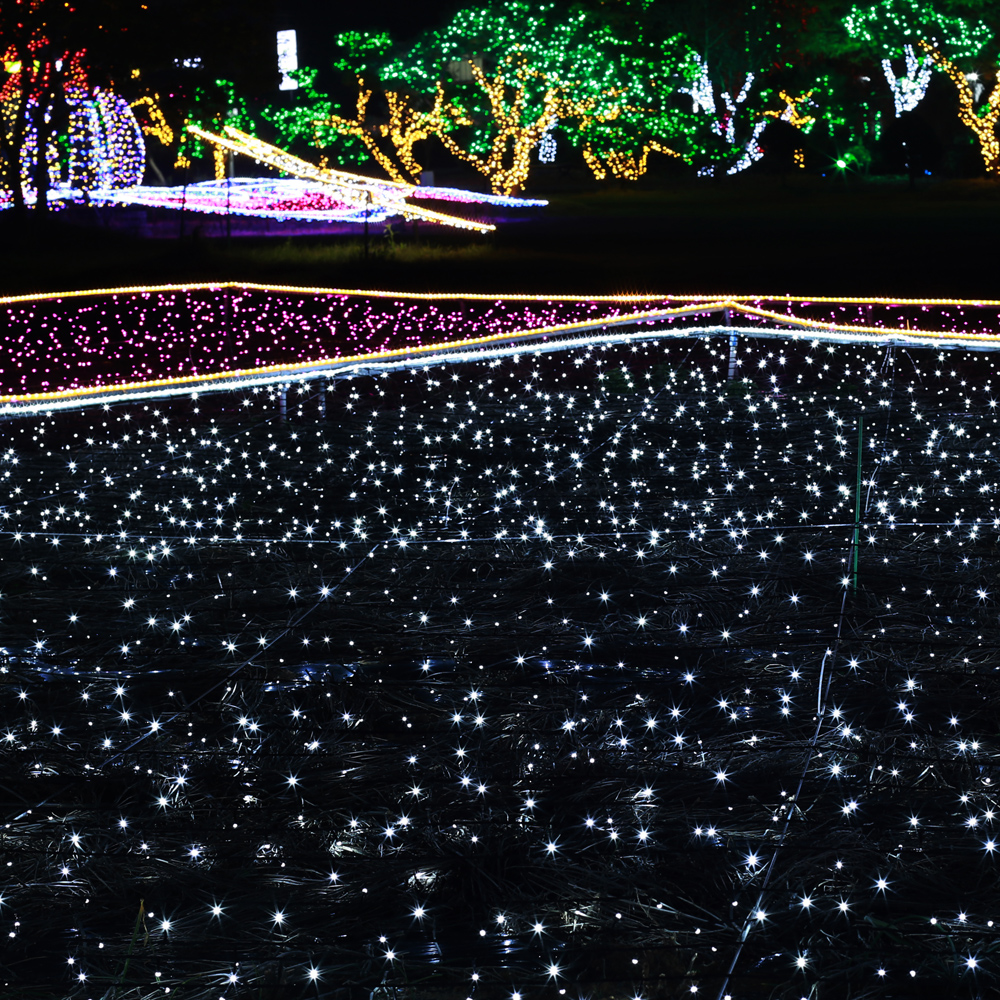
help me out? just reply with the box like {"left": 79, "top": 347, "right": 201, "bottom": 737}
{"left": 187, "top": 124, "right": 497, "bottom": 232}
{"left": 173, "top": 79, "right": 257, "bottom": 180}
{"left": 919, "top": 42, "right": 1000, "bottom": 175}
{"left": 843, "top": 0, "right": 991, "bottom": 62}
{"left": 375, "top": 3, "right": 696, "bottom": 188}
{"left": 316, "top": 80, "right": 472, "bottom": 184}
{"left": 434, "top": 55, "right": 600, "bottom": 196}
{"left": 582, "top": 140, "right": 683, "bottom": 182}
{"left": 322, "top": 80, "right": 414, "bottom": 184}
{"left": 762, "top": 90, "right": 815, "bottom": 131}
{"left": 680, "top": 54, "right": 764, "bottom": 177}
{"left": 0, "top": 43, "right": 143, "bottom": 205}
{"left": 6, "top": 299, "right": 1000, "bottom": 997}
{"left": 381, "top": 85, "right": 471, "bottom": 182}
{"left": 7, "top": 285, "right": 1000, "bottom": 411}
{"left": 881, "top": 44, "right": 934, "bottom": 116}
{"left": 90, "top": 175, "right": 544, "bottom": 225}
{"left": 129, "top": 93, "right": 174, "bottom": 147}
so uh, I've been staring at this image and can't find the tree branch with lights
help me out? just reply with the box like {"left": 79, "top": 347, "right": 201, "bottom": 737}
{"left": 435, "top": 56, "right": 601, "bottom": 195}
{"left": 919, "top": 41, "right": 1000, "bottom": 175}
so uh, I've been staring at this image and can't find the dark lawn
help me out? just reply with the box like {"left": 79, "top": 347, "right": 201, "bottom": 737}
{"left": 3, "top": 174, "right": 1000, "bottom": 299}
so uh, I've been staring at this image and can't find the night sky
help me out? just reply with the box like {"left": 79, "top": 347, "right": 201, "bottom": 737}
{"left": 275, "top": 0, "right": 461, "bottom": 65}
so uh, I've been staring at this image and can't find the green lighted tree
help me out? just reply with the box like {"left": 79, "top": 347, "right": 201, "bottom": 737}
{"left": 842, "top": 0, "right": 992, "bottom": 60}
{"left": 262, "top": 62, "right": 469, "bottom": 184}
{"left": 841, "top": 0, "right": 992, "bottom": 121}
{"left": 380, "top": 1, "right": 697, "bottom": 187}
{"left": 175, "top": 78, "right": 257, "bottom": 179}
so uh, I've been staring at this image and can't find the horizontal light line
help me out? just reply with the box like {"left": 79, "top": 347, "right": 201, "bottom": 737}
{"left": 5, "top": 282, "right": 1000, "bottom": 308}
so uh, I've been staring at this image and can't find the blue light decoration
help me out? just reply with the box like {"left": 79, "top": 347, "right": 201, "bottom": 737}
{"left": 4, "top": 287, "right": 1000, "bottom": 997}
{"left": 0, "top": 54, "right": 144, "bottom": 207}
{"left": 90, "top": 177, "right": 547, "bottom": 225}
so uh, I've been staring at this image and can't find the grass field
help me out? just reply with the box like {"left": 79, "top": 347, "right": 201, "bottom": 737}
{"left": 3, "top": 175, "right": 1000, "bottom": 299}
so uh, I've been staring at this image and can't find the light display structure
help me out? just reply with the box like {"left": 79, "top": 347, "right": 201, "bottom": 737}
{"left": 8, "top": 287, "right": 1000, "bottom": 999}
{"left": 0, "top": 43, "right": 144, "bottom": 205}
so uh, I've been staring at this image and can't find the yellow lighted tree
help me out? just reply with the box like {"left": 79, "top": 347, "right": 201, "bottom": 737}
{"left": 577, "top": 103, "right": 685, "bottom": 180}
{"left": 323, "top": 81, "right": 469, "bottom": 184}
{"left": 325, "top": 81, "right": 407, "bottom": 182}
{"left": 582, "top": 139, "right": 683, "bottom": 181}
{"left": 380, "top": 87, "right": 471, "bottom": 181}
{"left": 919, "top": 41, "right": 1000, "bottom": 175}
{"left": 438, "top": 55, "right": 598, "bottom": 196}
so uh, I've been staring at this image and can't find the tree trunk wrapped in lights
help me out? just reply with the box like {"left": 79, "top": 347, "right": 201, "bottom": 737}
{"left": 320, "top": 81, "right": 471, "bottom": 185}
{"left": 919, "top": 41, "right": 1000, "bottom": 175}
{"left": 679, "top": 54, "right": 770, "bottom": 178}
{"left": 325, "top": 81, "right": 410, "bottom": 184}
{"left": 380, "top": 87, "right": 472, "bottom": 183}
{"left": 436, "top": 56, "right": 599, "bottom": 196}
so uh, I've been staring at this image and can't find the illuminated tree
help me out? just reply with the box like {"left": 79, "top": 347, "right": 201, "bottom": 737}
{"left": 676, "top": 53, "right": 770, "bottom": 177}
{"left": 382, "top": 2, "right": 697, "bottom": 186}
{"left": 380, "top": 86, "right": 472, "bottom": 182}
{"left": 843, "top": 0, "right": 992, "bottom": 115}
{"left": 175, "top": 79, "right": 256, "bottom": 180}
{"left": 0, "top": 4, "right": 91, "bottom": 213}
{"left": 1, "top": 40, "right": 145, "bottom": 209}
{"left": 320, "top": 78, "right": 472, "bottom": 184}
{"left": 0, "top": 0, "right": 202, "bottom": 209}
{"left": 919, "top": 40, "right": 1000, "bottom": 173}
{"left": 263, "top": 65, "right": 469, "bottom": 184}
{"left": 262, "top": 66, "right": 375, "bottom": 173}
{"left": 436, "top": 54, "right": 602, "bottom": 194}
{"left": 318, "top": 79, "right": 404, "bottom": 182}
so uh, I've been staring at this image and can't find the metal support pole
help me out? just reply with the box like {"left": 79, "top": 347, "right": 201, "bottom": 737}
{"left": 851, "top": 414, "right": 864, "bottom": 592}
{"left": 725, "top": 308, "right": 738, "bottom": 381}
{"left": 278, "top": 385, "right": 287, "bottom": 423}
{"left": 318, "top": 381, "right": 327, "bottom": 419}
{"left": 364, "top": 191, "right": 371, "bottom": 260}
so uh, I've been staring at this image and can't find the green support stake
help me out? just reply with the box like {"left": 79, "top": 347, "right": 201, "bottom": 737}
{"left": 851, "top": 414, "right": 864, "bottom": 591}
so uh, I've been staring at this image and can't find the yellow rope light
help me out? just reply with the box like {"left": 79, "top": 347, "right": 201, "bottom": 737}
{"left": 185, "top": 125, "right": 495, "bottom": 232}
{"left": 9, "top": 283, "right": 1000, "bottom": 308}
